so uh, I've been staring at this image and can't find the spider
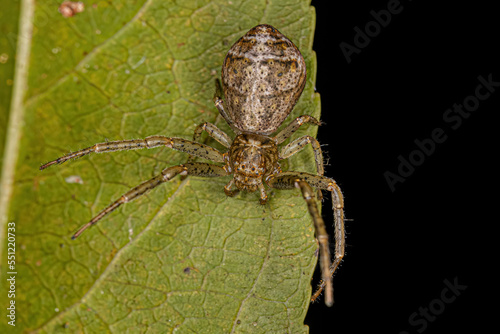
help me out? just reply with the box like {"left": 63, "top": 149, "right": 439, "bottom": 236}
{"left": 40, "top": 24, "right": 345, "bottom": 306}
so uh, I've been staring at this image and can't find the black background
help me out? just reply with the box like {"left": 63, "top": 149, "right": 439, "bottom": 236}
{"left": 306, "top": 1, "right": 497, "bottom": 333}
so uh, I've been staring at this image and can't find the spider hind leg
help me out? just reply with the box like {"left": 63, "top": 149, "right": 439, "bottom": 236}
{"left": 267, "top": 172, "right": 345, "bottom": 306}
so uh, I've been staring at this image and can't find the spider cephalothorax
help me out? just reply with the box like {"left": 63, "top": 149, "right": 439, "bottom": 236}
{"left": 226, "top": 133, "right": 279, "bottom": 196}
{"left": 40, "top": 24, "right": 345, "bottom": 306}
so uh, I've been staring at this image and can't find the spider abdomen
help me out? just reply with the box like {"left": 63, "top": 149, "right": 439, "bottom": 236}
{"left": 222, "top": 24, "right": 307, "bottom": 135}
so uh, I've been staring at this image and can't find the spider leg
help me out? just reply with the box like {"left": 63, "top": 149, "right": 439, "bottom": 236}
{"left": 190, "top": 122, "right": 233, "bottom": 148}
{"left": 213, "top": 78, "right": 240, "bottom": 134}
{"left": 184, "top": 122, "right": 232, "bottom": 168}
{"left": 278, "top": 135, "right": 324, "bottom": 199}
{"left": 274, "top": 115, "right": 321, "bottom": 144}
{"left": 71, "top": 163, "right": 228, "bottom": 239}
{"left": 278, "top": 135, "right": 325, "bottom": 200}
{"left": 40, "top": 136, "right": 224, "bottom": 170}
{"left": 266, "top": 172, "right": 345, "bottom": 307}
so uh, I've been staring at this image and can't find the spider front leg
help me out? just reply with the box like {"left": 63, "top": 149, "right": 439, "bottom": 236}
{"left": 190, "top": 122, "right": 232, "bottom": 148}
{"left": 40, "top": 135, "right": 224, "bottom": 170}
{"left": 184, "top": 122, "right": 232, "bottom": 167}
{"left": 72, "top": 163, "right": 228, "bottom": 239}
{"left": 266, "top": 172, "right": 345, "bottom": 306}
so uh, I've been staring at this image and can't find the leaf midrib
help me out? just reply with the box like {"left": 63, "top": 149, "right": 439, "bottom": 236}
{"left": 0, "top": 0, "right": 34, "bottom": 266}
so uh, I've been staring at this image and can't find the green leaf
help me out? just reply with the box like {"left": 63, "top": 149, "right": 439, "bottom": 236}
{"left": 0, "top": 0, "right": 20, "bottom": 180}
{"left": 0, "top": 0, "right": 322, "bottom": 333}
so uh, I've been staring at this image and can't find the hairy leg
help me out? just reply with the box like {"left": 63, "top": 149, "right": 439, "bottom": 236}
{"left": 280, "top": 136, "right": 324, "bottom": 174}
{"left": 40, "top": 136, "right": 224, "bottom": 170}
{"left": 274, "top": 115, "right": 321, "bottom": 144}
{"left": 279, "top": 135, "right": 325, "bottom": 200}
{"left": 190, "top": 122, "right": 232, "bottom": 148}
{"left": 72, "top": 163, "right": 228, "bottom": 239}
{"left": 267, "top": 171, "right": 345, "bottom": 306}
{"left": 184, "top": 122, "right": 232, "bottom": 169}
{"left": 213, "top": 78, "right": 239, "bottom": 134}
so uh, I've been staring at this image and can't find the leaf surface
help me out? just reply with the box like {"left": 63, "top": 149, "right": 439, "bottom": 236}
{"left": 0, "top": 1, "right": 321, "bottom": 333}
{"left": 0, "top": 0, "right": 20, "bottom": 179}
